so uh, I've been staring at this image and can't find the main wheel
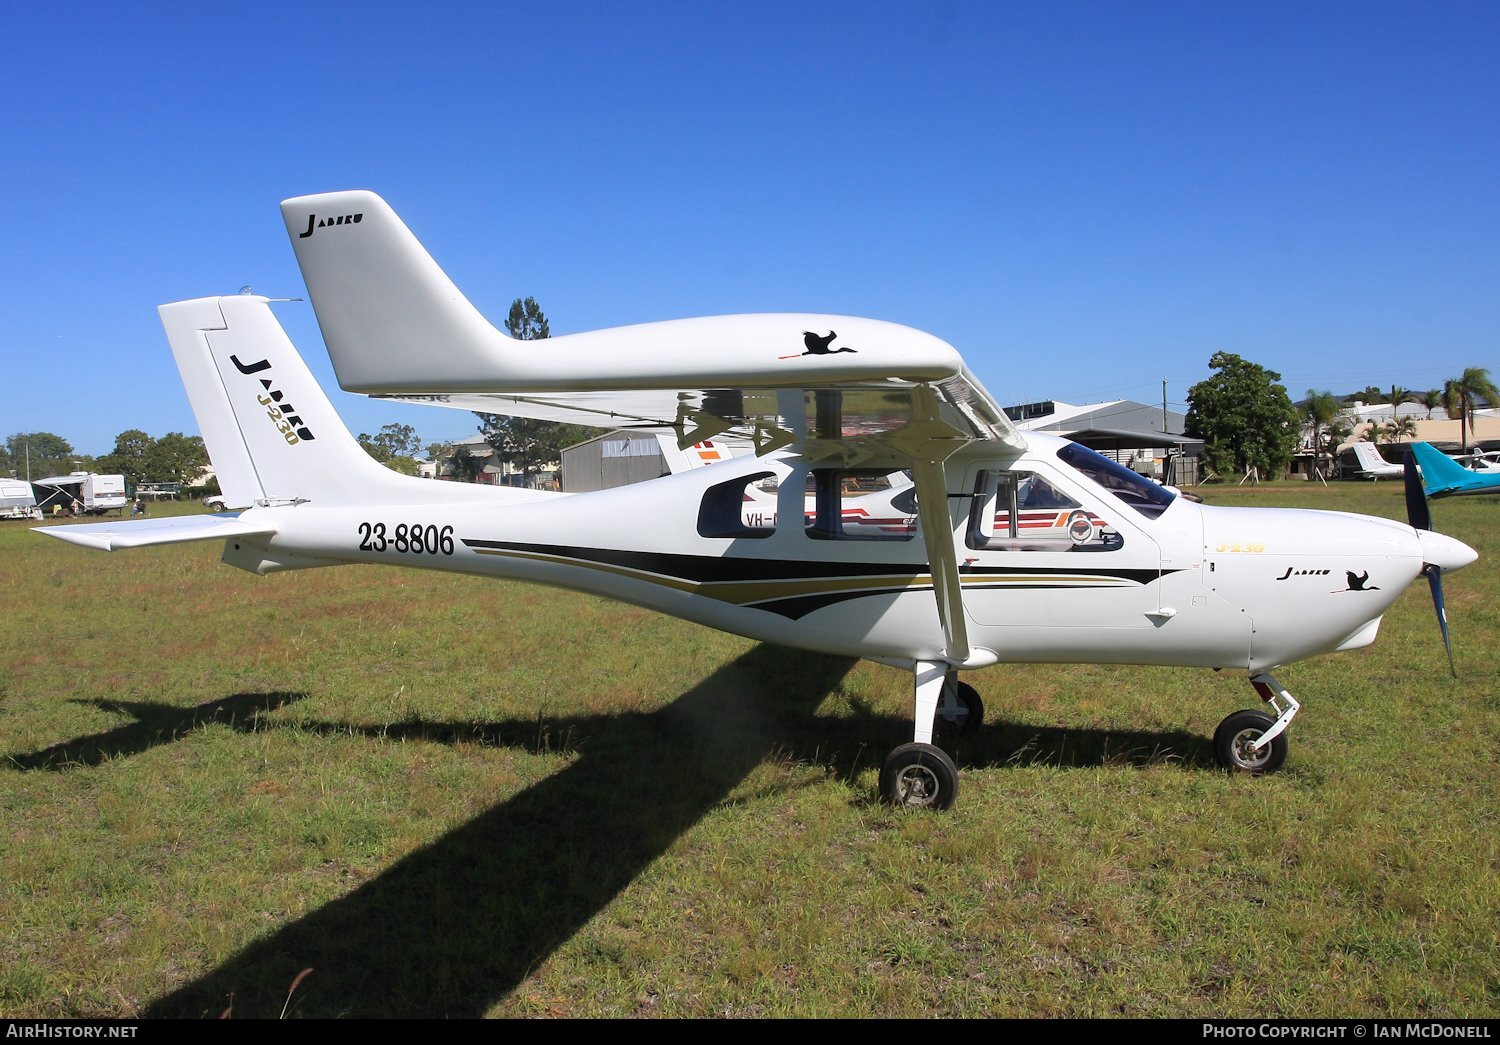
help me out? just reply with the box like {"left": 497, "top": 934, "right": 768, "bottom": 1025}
{"left": 880, "top": 742, "right": 959, "bottom": 809}
{"left": 933, "top": 681, "right": 984, "bottom": 738}
{"left": 1213, "top": 709, "right": 1288, "bottom": 775}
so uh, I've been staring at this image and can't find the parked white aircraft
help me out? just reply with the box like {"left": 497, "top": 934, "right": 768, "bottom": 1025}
{"left": 39, "top": 191, "right": 1478, "bottom": 809}
{"left": 1455, "top": 449, "right": 1500, "bottom": 474}
{"left": 659, "top": 438, "right": 1112, "bottom": 545}
{"left": 1349, "top": 441, "right": 1405, "bottom": 480}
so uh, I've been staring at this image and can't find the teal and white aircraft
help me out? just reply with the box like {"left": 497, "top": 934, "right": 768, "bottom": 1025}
{"left": 1408, "top": 441, "right": 1500, "bottom": 499}
{"left": 37, "top": 192, "right": 1479, "bottom": 809}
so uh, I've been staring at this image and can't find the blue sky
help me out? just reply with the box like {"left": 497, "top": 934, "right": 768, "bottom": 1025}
{"left": 3, "top": 1, "right": 1496, "bottom": 457}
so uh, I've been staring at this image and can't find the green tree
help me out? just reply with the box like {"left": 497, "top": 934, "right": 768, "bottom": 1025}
{"left": 505, "top": 297, "right": 549, "bottom": 341}
{"left": 96, "top": 430, "right": 156, "bottom": 486}
{"left": 1381, "top": 414, "right": 1418, "bottom": 444}
{"left": 1416, "top": 389, "right": 1443, "bottom": 419}
{"left": 3, "top": 432, "right": 79, "bottom": 480}
{"left": 1185, "top": 353, "right": 1299, "bottom": 479}
{"left": 357, "top": 423, "right": 423, "bottom": 475}
{"left": 1441, "top": 379, "right": 1463, "bottom": 424}
{"left": 1302, "top": 389, "right": 1346, "bottom": 479}
{"left": 440, "top": 442, "right": 486, "bottom": 482}
{"left": 365, "top": 423, "right": 422, "bottom": 459}
{"left": 1446, "top": 367, "right": 1498, "bottom": 453}
{"left": 145, "top": 432, "right": 209, "bottom": 488}
{"left": 474, "top": 298, "right": 594, "bottom": 487}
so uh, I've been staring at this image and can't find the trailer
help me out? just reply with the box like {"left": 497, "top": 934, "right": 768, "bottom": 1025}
{"left": 0, "top": 478, "right": 40, "bottom": 520}
{"left": 31, "top": 472, "right": 128, "bottom": 516}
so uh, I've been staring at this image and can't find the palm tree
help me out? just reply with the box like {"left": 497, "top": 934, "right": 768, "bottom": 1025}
{"left": 1383, "top": 414, "right": 1418, "bottom": 444}
{"left": 1303, "top": 389, "right": 1345, "bottom": 479}
{"left": 1416, "top": 389, "right": 1443, "bottom": 419}
{"left": 1448, "top": 367, "right": 1499, "bottom": 453}
{"left": 1387, "top": 385, "right": 1411, "bottom": 421}
{"left": 1328, "top": 414, "right": 1354, "bottom": 456}
{"left": 1442, "top": 379, "right": 1463, "bottom": 424}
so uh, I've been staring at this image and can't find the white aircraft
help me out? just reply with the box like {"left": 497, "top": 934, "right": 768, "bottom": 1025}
{"left": 651, "top": 437, "right": 917, "bottom": 536}
{"left": 661, "top": 438, "right": 1113, "bottom": 545}
{"left": 1349, "top": 441, "right": 1405, "bottom": 480}
{"left": 1454, "top": 449, "right": 1500, "bottom": 474}
{"left": 1408, "top": 442, "right": 1500, "bottom": 499}
{"left": 39, "top": 191, "right": 1478, "bottom": 809}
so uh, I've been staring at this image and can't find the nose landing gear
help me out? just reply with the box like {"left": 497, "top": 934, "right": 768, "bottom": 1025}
{"left": 1213, "top": 671, "right": 1299, "bottom": 774}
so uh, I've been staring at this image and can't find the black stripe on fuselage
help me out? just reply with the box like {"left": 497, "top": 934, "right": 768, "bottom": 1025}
{"left": 461, "top": 539, "right": 1168, "bottom": 588}
{"left": 463, "top": 539, "right": 920, "bottom": 583}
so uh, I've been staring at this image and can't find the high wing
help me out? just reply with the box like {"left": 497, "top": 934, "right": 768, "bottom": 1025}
{"left": 282, "top": 190, "right": 1024, "bottom": 664}
{"left": 281, "top": 191, "right": 1022, "bottom": 466}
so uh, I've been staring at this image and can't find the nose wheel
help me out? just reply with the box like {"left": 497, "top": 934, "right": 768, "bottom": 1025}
{"left": 1213, "top": 709, "right": 1288, "bottom": 774}
{"left": 1213, "top": 672, "right": 1299, "bottom": 775}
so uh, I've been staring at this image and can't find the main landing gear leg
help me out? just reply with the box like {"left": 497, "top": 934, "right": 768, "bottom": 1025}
{"left": 1212, "top": 671, "right": 1300, "bottom": 774}
{"left": 880, "top": 660, "right": 986, "bottom": 810}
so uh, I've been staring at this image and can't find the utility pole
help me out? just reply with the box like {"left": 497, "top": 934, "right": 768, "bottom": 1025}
{"left": 1162, "top": 379, "right": 1168, "bottom": 433}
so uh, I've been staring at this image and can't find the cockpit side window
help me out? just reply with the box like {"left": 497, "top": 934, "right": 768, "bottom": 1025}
{"left": 1056, "top": 442, "right": 1176, "bottom": 518}
{"left": 967, "top": 470, "right": 1123, "bottom": 552}
{"left": 805, "top": 469, "right": 917, "bottom": 542}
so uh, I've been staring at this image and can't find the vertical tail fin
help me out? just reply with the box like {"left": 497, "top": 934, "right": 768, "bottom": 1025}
{"left": 1409, "top": 441, "right": 1476, "bottom": 497}
{"left": 1349, "top": 440, "right": 1405, "bottom": 477}
{"left": 654, "top": 436, "right": 743, "bottom": 474}
{"left": 160, "top": 295, "right": 426, "bottom": 508}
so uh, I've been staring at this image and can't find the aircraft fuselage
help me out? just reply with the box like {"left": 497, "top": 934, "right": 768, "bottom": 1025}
{"left": 222, "top": 435, "right": 1454, "bottom": 675}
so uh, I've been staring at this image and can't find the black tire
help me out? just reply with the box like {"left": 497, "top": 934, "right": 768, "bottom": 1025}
{"left": 880, "top": 742, "right": 960, "bottom": 810}
{"left": 1213, "top": 709, "right": 1288, "bottom": 775}
{"left": 933, "top": 681, "right": 984, "bottom": 738}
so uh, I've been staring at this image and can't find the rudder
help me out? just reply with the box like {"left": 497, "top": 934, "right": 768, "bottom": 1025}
{"left": 160, "top": 295, "right": 425, "bottom": 508}
{"left": 1410, "top": 441, "right": 1474, "bottom": 496}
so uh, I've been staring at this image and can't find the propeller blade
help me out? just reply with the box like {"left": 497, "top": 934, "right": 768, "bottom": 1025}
{"left": 1425, "top": 564, "right": 1457, "bottom": 678}
{"left": 1404, "top": 449, "right": 1431, "bottom": 532}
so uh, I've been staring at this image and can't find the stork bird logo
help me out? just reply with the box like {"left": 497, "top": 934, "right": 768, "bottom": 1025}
{"left": 779, "top": 330, "right": 857, "bottom": 359}
{"left": 1333, "top": 570, "right": 1380, "bottom": 593}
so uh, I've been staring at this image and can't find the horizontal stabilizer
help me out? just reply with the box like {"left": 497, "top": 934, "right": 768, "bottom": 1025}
{"left": 35, "top": 514, "right": 276, "bottom": 552}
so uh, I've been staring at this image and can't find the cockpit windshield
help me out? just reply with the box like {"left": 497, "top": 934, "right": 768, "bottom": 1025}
{"left": 1056, "top": 442, "right": 1176, "bottom": 518}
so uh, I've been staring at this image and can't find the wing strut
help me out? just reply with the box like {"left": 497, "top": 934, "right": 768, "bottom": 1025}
{"left": 869, "top": 383, "right": 975, "bottom": 666}
{"left": 911, "top": 459, "right": 969, "bottom": 664}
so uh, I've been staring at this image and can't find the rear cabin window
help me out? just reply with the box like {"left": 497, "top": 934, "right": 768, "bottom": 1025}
{"left": 697, "top": 471, "right": 777, "bottom": 539}
{"left": 967, "top": 470, "right": 1122, "bottom": 552}
{"left": 805, "top": 469, "right": 916, "bottom": 542}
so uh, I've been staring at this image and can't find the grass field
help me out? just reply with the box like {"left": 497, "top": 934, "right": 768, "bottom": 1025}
{"left": 2, "top": 483, "right": 1496, "bottom": 1018}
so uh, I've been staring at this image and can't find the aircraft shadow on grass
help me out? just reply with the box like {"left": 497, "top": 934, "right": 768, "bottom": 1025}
{"left": 4, "top": 692, "right": 307, "bottom": 771}
{"left": 8, "top": 647, "right": 1210, "bottom": 1017}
